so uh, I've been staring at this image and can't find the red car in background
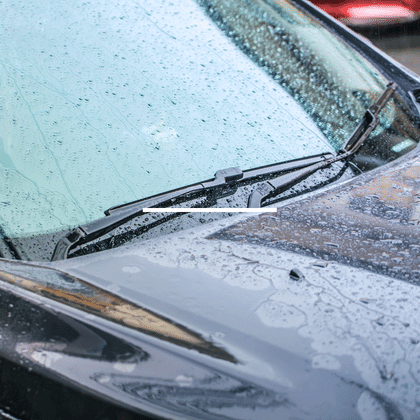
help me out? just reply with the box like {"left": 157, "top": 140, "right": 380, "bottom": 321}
{"left": 311, "top": 0, "right": 420, "bottom": 26}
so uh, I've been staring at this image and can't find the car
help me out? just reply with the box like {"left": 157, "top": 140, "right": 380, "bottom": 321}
{"left": 1, "top": 0, "right": 420, "bottom": 419}
{"left": 310, "top": 0, "right": 420, "bottom": 27}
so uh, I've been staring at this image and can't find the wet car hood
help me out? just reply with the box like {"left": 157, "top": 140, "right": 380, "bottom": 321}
{"left": 1, "top": 148, "right": 420, "bottom": 419}
{"left": 211, "top": 150, "right": 420, "bottom": 284}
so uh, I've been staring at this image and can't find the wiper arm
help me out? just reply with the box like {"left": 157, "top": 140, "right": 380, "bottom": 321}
{"left": 51, "top": 153, "right": 334, "bottom": 261}
{"left": 248, "top": 82, "right": 398, "bottom": 208}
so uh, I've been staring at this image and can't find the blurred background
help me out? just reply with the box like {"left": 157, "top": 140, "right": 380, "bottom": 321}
{"left": 358, "top": 21, "right": 420, "bottom": 76}
{"left": 310, "top": 0, "right": 420, "bottom": 75}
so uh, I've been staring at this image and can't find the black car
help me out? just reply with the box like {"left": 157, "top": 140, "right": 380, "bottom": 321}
{"left": 1, "top": 0, "right": 420, "bottom": 419}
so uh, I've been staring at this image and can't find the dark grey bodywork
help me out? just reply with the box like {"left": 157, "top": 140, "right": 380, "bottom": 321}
{"left": 1, "top": 0, "right": 420, "bottom": 418}
{"left": 1, "top": 147, "right": 420, "bottom": 419}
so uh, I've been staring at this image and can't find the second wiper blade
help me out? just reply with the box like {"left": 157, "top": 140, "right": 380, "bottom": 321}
{"left": 248, "top": 82, "right": 398, "bottom": 208}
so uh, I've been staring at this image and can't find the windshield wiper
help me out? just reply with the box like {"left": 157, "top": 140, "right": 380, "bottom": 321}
{"left": 248, "top": 82, "right": 397, "bottom": 207}
{"left": 51, "top": 153, "right": 334, "bottom": 261}
{"left": 51, "top": 82, "right": 397, "bottom": 261}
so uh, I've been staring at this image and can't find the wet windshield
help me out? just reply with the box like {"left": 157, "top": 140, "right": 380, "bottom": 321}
{"left": 0, "top": 0, "right": 418, "bottom": 243}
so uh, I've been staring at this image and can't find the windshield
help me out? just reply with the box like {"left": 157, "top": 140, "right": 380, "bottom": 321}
{"left": 0, "top": 0, "right": 418, "bottom": 243}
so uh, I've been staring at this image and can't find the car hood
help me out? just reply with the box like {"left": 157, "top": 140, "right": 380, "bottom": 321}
{"left": 1, "top": 148, "right": 420, "bottom": 419}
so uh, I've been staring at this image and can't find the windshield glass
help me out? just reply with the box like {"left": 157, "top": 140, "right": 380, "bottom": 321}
{"left": 0, "top": 0, "right": 418, "bottom": 241}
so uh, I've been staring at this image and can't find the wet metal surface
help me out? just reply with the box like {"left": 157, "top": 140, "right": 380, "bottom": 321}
{"left": 212, "top": 149, "right": 420, "bottom": 283}
{"left": 0, "top": 259, "right": 368, "bottom": 420}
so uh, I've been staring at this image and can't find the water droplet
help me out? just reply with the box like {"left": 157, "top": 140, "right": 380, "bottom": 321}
{"left": 360, "top": 297, "right": 376, "bottom": 304}
{"left": 289, "top": 268, "right": 305, "bottom": 280}
{"left": 311, "top": 260, "right": 328, "bottom": 268}
{"left": 113, "top": 362, "right": 136, "bottom": 373}
{"left": 105, "top": 283, "right": 121, "bottom": 293}
{"left": 175, "top": 374, "right": 194, "bottom": 387}
{"left": 122, "top": 265, "right": 141, "bottom": 274}
{"left": 97, "top": 375, "right": 111, "bottom": 384}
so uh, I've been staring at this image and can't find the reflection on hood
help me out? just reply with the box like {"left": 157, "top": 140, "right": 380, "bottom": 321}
{"left": 0, "top": 260, "right": 237, "bottom": 362}
{"left": 211, "top": 152, "right": 420, "bottom": 283}
{"left": 92, "top": 372, "right": 289, "bottom": 417}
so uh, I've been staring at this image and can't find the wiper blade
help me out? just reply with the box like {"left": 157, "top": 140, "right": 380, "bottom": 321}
{"left": 248, "top": 82, "right": 397, "bottom": 208}
{"left": 51, "top": 153, "right": 333, "bottom": 261}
